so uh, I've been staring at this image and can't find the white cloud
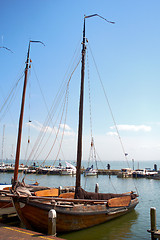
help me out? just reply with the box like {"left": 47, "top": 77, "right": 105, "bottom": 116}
{"left": 107, "top": 131, "right": 118, "bottom": 136}
{"left": 60, "top": 124, "right": 71, "bottom": 131}
{"left": 63, "top": 131, "right": 75, "bottom": 136}
{"left": 60, "top": 123, "right": 75, "bottom": 136}
{"left": 110, "top": 124, "right": 151, "bottom": 132}
{"left": 26, "top": 121, "right": 53, "bottom": 133}
{"left": 26, "top": 121, "right": 75, "bottom": 136}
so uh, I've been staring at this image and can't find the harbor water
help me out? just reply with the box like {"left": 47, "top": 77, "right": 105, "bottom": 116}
{"left": 1, "top": 160, "right": 160, "bottom": 239}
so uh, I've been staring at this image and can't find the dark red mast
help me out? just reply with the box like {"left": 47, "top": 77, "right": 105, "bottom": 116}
{"left": 75, "top": 17, "right": 86, "bottom": 193}
{"left": 13, "top": 42, "right": 31, "bottom": 183}
{"left": 75, "top": 15, "right": 114, "bottom": 197}
{"left": 13, "top": 41, "right": 45, "bottom": 183}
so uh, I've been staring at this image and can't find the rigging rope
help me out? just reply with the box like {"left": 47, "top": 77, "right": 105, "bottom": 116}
{"left": 85, "top": 48, "right": 116, "bottom": 192}
{"left": 0, "top": 73, "right": 24, "bottom": 122}
{"left": 88, "top": 43, "right": 139, "bottom": 195}
{"left": 54, "top": 86, "right": 69, "bottom": 163}
{"left": 36, "top": 91, "right": 68, "bottom": 164}
{"left": 26, "top": 55, "right": 81, "bottom": 166}
{"left": 84, "top": 48, "right": 99, "bottom": 189}
{"left": 25, "top": 64, "right": 69, "bottom": 164}
{"left": 43, "top": 59, "right": 79, "bottom": 165}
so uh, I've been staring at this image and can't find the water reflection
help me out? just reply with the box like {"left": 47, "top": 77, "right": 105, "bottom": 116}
{"left": 59, "top": 210, "right": 139, "bottom": 240}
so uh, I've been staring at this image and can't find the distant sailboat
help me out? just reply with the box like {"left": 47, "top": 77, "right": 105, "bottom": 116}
{"left": 11, "top": 15, "right": 139, "bottom": 234}
{"left": 84, "top": 165, "right": 98, "bottom": 176}
{"left": 84, "top": 138, "right": 98, "bottom": 176}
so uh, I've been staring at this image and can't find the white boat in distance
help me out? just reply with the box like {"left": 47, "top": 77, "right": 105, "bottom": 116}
{"left": 60, "top": 161, "right": 76, "bottom": 175}
{"left": 37, "top": 161, "right": 76, "bottom": 175}
{"left": 84, "top": 165, "right": 98, "bottom": 177}
{"left": 117, "top": 168, "right": 133, "bottom": 178}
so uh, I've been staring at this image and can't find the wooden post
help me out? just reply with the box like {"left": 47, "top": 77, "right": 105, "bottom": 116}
{"left": 59, "top": 186, "right": 62, "bottom": 195}
{"left": 95, "top": 183, "right": 99, "bottom": 193}
{"left": 150, "top": 207, "right": 157, "bottom": 240}
{"left": 48, "top": 209, "right": 56, "bottom": 236}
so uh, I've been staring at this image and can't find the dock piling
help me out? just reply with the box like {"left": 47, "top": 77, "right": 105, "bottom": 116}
{"left": 151, "top": 207, "right": 157, "bottom": 240}
{"left": 59, "top": 186, "right": 62, "bottom": 195}
{"left": 147, "top": 207, "right": 160, "bottom": 240}
{"left": 95, "top": 183, "right": 99, "bottom": 193}
{"left": 48, "top": 209, "right": 56, "bottom": 236}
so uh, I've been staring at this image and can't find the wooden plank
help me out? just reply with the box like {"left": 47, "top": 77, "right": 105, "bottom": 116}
{"left": 10, "top": 193, "right": 134, "bottom": 206}
{"left": 59, "top": 192, "right": 75, "bottom": 199}
{"left": 34, "top": 188, "right": 59, "bottom": 197}
{"left": 107, "top": 196, "right": 131, "bottom": 207}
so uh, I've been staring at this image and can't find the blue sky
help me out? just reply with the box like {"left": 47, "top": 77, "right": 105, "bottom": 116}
{"left": 1, "top": 0, "right": 160, "bottom": 164}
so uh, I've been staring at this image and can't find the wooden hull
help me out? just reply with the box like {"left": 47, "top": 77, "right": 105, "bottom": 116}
{"left": 13, "top": 196, "right": 138, "bottom": 233}
{"left": 0, "top": 196, "right": 16, "bottom": 216}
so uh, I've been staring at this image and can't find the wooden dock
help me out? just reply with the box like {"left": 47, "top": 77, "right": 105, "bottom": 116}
{"left": 0, "top": 222, "right": 65, "bottom": 240}
{"left": 97, "top": 169, "right": 120, "bottom": 175}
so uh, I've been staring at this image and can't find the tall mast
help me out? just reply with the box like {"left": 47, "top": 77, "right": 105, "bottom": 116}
{"left": 75, "top": 17, "right": 86, "bottom": 193}
{"left": 13, "top": 42, "right": 31, "bottom": 183}
{"left": 13, "top": 40, "right": 45, "bottom": 184}
{"left": 75, "top": 15, "right": 114, "bottom": 197}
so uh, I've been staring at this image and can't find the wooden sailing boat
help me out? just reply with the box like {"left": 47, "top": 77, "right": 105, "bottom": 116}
{"left": 0, "top": 41, "right": 63, "bottom": 218}
{"left": 11, "top": 15, "right": 139, "bottom": 234}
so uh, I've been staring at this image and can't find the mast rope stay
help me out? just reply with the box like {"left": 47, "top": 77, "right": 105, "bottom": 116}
{"left": 43, "top": 59, "right": 80, "bottom": 165}
{"left": 41, "top": 86, "right": 69, "bottom": 164}
{"left": 24, "top": 60, "right": 70, "bottom": 165}
{"left": 86, "top": 47, "right": 97, "bottom": 170}
{"left": 88, "top": 43, "right": 139, "bottom": 194}
{"left": 85, "top": 45, "right": 118, "bottom": 193}
{"left": 53, "top": 84, "right": 69, "bottom": 165}
{"left": 25, "top": 57, "right": 81, "bottom": 166}
{"left": 26, "top": 38, "right": 81, "bottom": 163}
{"left": 23, "top": 39, "right": 81, "bottom": 166}
{"left": 0, "top": 72, "right": 24, "bottom": 121}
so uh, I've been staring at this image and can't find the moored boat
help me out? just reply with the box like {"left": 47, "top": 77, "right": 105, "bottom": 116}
{"left": 11, "top": 15, "right": 139, "bottom": 234}
{"left": 0, "top": 163, "right": 7, "bottom": 172}
{"left": 60, "top": 161, "right": 76, "bottom": 175}
{"left": 12, "top": 191, "right": 138, "bottom": 233}
{"left": 132, "top": 168, "right": 158, "bottom": 178}
{"left": 117, "top": 168, "right": 133, "bottom": 178}
{"left": 84, "top": 165, "right": 98, "bottom": 176}
{"left": 6, "top": 164, "right": 28, "bottom": 173}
